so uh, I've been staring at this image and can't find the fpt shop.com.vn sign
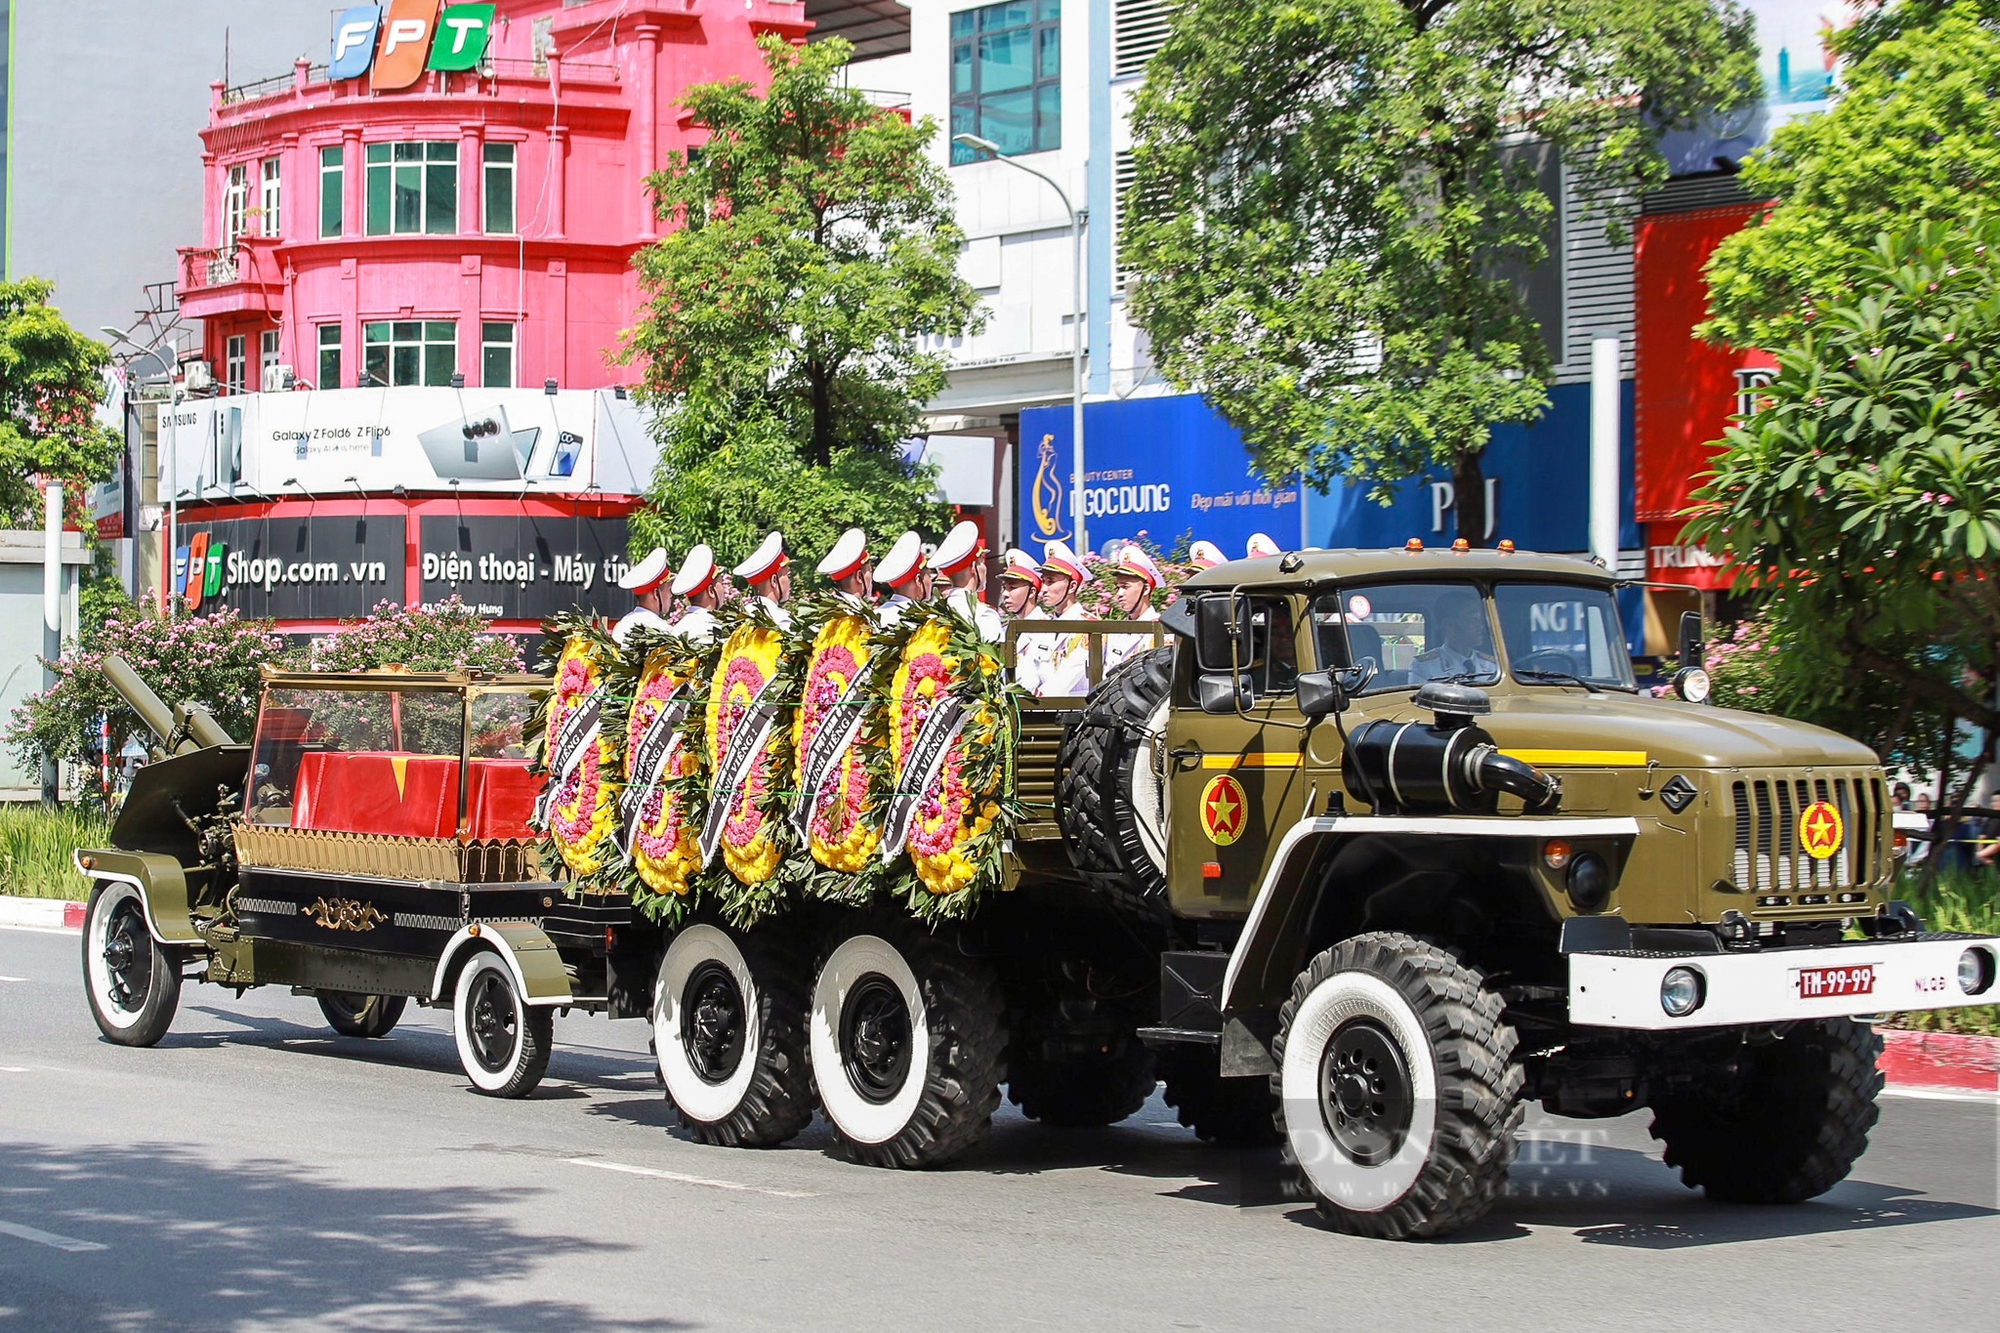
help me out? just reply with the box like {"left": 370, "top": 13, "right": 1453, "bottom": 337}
{"left": 331, "top": 2, "right": 495, "bottom": 91}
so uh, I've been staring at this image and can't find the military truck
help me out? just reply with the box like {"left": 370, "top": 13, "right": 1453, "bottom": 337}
{"left": 76, "top": 547, "right": 2000, "bottom": 1241}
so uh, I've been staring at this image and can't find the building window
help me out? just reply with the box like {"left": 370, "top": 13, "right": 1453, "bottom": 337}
{"left": 365, "top": 142, "right": 458, "bottom": 236}
{"left": 950, "top": 0, "right": 1062, "bottom": 164}
{"left": 363, "top": 320, "right": 457, "bottom": 387}
{"left": 318, "top": 325, "right": 342, "bottom": 389}
{"left": 259, "top": 157, "right": 282, "bottom": 237}
{"left": 224, "top": 164, "right": 250, "bottom": 248}
{"left": 483, "top": 143, "right": 516, "bottom": 234}
{"left": 224, "top": 334, "right": 247, "bottom": 394}
{"left": 320, "top": 146, "right": 343, "bottom": 238}
{"left": 481, "top": 322, "right": 515, "bottom": 387}
{"left": 260, "top": 329, "right": 282, "bottom": 387}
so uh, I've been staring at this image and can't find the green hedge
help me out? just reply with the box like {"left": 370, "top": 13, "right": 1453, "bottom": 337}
{"left": 1884, "top": 868, "right": 2000, "bottom": 1036}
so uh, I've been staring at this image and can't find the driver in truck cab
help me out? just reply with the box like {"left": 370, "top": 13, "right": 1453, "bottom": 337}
{"left": 1411, "top": 592, "right": 1500, "bottom": 683}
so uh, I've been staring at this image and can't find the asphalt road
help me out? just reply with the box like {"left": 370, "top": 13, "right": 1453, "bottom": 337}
{"left": 2, "top": 925, "right": 1996, "bottom": 1333}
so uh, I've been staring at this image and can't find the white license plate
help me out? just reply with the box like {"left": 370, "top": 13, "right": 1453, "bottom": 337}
{"left": 1794, "top": 964, "right": 1876, "bottom": 999}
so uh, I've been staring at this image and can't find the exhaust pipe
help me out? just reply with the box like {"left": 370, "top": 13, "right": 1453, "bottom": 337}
{"left": 1342, "top": 683, "right": 1560, "bottom": 815}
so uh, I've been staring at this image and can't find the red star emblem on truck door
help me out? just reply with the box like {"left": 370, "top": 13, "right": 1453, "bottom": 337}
{"left": 1799, "top": 800, "right": 1844, "bottom": 860}
{"left": 1201, "top": 775, "right": 1247, "bottom": 846}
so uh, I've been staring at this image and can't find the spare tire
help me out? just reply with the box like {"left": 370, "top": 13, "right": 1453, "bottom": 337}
{"left": 1056, "top": 646, "right": 1173, "bottom": 932}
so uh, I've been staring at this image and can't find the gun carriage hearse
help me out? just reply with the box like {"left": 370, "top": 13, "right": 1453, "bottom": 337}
{"left": 76, "top": 546, "right": 2000, "bottom": 1239}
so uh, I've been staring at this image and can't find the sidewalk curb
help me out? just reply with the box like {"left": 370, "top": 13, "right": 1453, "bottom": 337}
{"left": 0, "top": 896, "right": 85, "bottom": 932}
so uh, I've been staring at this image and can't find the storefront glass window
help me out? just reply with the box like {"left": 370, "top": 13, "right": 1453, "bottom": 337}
{"left": 363, "top": 321, "right": 457, "bottom": 387}
{"left": 320, "top": 146, "right": 343, "bottom": 239}
{"left": 949, "top": 0, "right": 1061, "bottom": 164}
{"left": 484, "top": 143, "right": 515, "bottom": 234}
{"left": 365, "top": 142, "right": 457, "bottom": 236}
{"left": 318, "top": 325, "right": 342, "bottom": 390}
{"left": 482, "top": 323, "right": 514, "bottom": 388}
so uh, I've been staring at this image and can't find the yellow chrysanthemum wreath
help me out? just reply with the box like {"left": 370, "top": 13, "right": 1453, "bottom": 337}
{"left": 792, "top": 612, "right": 880, "bottom": 873}
{"left": 705, "top": 619, "right": 787, "bottom": 887}
{"left": 542, "top": 631, "right": 619, "bottom": 876}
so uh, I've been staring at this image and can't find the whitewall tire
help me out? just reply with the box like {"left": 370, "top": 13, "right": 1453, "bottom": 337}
{"left": 82, "top": 882, "right": 180, "bottom": 1047}
{"left": 654, "top": 923, "right": 813, "bottom": 1146}
{"left": 453, "top": 950, "right": 552, "bottom": 1098}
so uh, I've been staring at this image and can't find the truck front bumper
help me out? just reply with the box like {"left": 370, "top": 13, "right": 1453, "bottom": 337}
{"left": 1569, "top": 933, "right": 2000, "bottom": 1031}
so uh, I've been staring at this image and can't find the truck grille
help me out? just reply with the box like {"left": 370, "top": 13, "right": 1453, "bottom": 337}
{"left": 1729, "top": 770, "right": 1887, "bottom": 904}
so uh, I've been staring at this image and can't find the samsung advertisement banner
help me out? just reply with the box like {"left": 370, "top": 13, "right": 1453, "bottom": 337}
{"left": 157, "top": 387, "right": 657, "bottom": 503}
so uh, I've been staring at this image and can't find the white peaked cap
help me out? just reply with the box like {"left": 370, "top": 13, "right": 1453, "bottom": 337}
{"left": 1039, "top": 538, "right": 1089, "bottom": 583}
{"left": 617, "top": 547, "right": 672, "bottom": 593}
{"left": 670, "top": 543, "right": 717, "bottom": 598}
{"left": 1246, "top": 532, "right": 1282, "bottom": 558}
{"left": 874, "top": 530, "right": 925, "bottom": 589}
{"left": 929, "top": 520, "right": 984, "bottom": 574}
{"left": 733, "top": 530, "right": 787, "bottom": 584}
{"left": 1188, "top": 540, "right": 1225, "bottom": 568}
{"left": 1115, "top": 545, "right": 1164, "bottom": 589}
{"left": 816, "top": 526, "right": 869, "bottom": 580}
{"left": 999, "top": 547, "right": 1043, "bottom": 586}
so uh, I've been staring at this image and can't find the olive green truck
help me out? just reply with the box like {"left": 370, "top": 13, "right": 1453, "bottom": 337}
{"left": 76, "top": 547, "right": 1999, "bottom": 1240}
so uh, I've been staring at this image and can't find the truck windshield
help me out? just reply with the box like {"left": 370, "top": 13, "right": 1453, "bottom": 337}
{"left": 1492, "top": 584, "right": 1635, "bottom": 691}
{"left": 1313, "top": 583, "right": 1501, "bottom": 694}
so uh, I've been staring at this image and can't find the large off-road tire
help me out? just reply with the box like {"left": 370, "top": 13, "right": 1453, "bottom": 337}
{"left": 453, "top": 951, "right": 553, "bottom": 1098}
{"left": 1158, "top": 1046, "right": 1283, "bottom": 1147}
{"left": 318, "top": 992, "right": 407, "bottom": 1039}
{"left": 810, "top": 919, "right": 1006, "bottom": 1168}
{"left": 1006, "top": 1029, "right": 1156, "bottom": 1128}
{"left": 1648, "top": 1018, "right": 1883, "bottom": 1204}
{"left": 1272, "top": 932, "right": 1524, "bottom": 1240}
{"left": 81, "top": 882, "right": 181, "bottom": 1048}
{"left": 1055, "top": 647, "right": 1173, "bottom": 932}
{"left": 654, "top": 922, "right": 816, "bottom": 1147}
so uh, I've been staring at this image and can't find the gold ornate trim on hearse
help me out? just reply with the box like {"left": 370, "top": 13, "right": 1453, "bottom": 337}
{"left": 233, "top": 824, "right": 540, "bottom": 883}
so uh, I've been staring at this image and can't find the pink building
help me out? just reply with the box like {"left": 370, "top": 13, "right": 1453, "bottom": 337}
{"left": 174, "top": 0, "right": 812, "bottom": 396}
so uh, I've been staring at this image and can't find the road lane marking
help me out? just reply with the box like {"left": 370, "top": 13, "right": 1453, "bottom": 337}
{"left": 0, "top": 975, "right": 29, "bottom": 982}
{"left": 0, "top": 1221, "right": 107, "bottom": 1253}
{"left": 566, "top": 1157, "right": 816, "bottom": 1199}
{"left": 0, "top": 1067, "right": 30, "bottom": 1074}
{"left": 1881, "top": 1086, "right": 1999, "bottom": 1104}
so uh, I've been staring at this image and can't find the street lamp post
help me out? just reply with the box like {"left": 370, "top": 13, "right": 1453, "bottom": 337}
{"left": 952, "top": 133, "right": 1089, "bottom": 556}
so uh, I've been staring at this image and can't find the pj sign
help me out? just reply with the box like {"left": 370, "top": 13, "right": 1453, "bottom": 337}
{"left": 331, "top": 3, "right": 496, "bottom": 91}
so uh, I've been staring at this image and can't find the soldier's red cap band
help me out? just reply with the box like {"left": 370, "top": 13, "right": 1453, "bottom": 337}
{"left": 630, "top": 569, "right": 672, "bottom": 594}
{"left": 823, "top": 552, "right": 868, "bottom": 582}
{"left": 934, "top": 544, "right": 983, "bottom": 577}
{"left": 1040, "top": 555, "right": 1085, "bottom": 583}
{"left": 745, "top": 552, "right": 788, "bottom": 585}
{"left": 682, "top": 569, "right": 716, "bottom": 598}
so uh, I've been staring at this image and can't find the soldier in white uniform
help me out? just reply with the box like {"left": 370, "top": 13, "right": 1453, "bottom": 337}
{"left": 998, "top": 548, "right": 1049, "bottom": 692}
{"left": 669, "top": 544, "right": 725, "bottom": 645}
{"left": 930, "top": 520, "right": 1003, "bottom": 642}
{"left": 1411, "top": 593, "right": 1500, "bottom": 683}
{"left": 817, "top": 527, "right": 874, "bottom": 615}
{"left": 1246, "top": 532, "right": 1282, "bottom": 559}
{"left": 1033, "top": 539, "right": 1095, "bottom": 698}
{"left": 733, "top": 530, "right": 792, "bottom": 629}
{"left": 874, "top": 530, "right": 930, "bottom": 627}
{"left": 1104, "top": 545, "right": 1164, "bottom": 674}
{"left": 1188, "top": 539, "right": 1225, "bottom": 571}
{"left": 611, "top": 546, "right": 673, "bottom": 646}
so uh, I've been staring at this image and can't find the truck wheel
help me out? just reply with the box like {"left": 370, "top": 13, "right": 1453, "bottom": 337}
{"left": 1648, "top": 1019, "right": 1883, "bottom": 1204}
{"left": 453, "top": 951, "right": 553, "bottom": 1098}
{"left": 82, "top": 882, "right": 181, "bottom": 1048}
{"left": 654, "top": 923, "right": 815, "bottom": 1147}
{"left": 1272, "top": 932, "right": 1523, "bottom": 1240}
{"left": 318, "top": 993, "right": 407, "bottom": 1039}
{"left": 1056, "top": 647, "right": 1173, "bottom": 932}
{"left": 810, "top": 920, "right": 1006, "bottom": 1168}
{"left": 1158, "top": 1047, "right": 1283, "bottom": 1147}
{"left": 1006, "top": 1031, "right": 1156, "bottom": 1128}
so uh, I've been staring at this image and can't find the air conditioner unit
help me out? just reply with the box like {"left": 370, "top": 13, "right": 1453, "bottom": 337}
{"left": 182, "top": 361, "right": 214, "bottom": 393}
{"left": 269, "top": 364, "right": 296, "bottom": 391}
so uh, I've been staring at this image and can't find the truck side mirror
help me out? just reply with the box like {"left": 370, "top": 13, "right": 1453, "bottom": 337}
{"left": 1197, "top": 673, "right": 1257, "bottom": 714}
{"left": 1296, "top": 670, "right": 1347, "bottom": 720}
{"left": 1196, "top": 595, "right": 1253, "bottom": 669}
{"left": 1677, "top": 610, "right": 1704, "bottom": 671}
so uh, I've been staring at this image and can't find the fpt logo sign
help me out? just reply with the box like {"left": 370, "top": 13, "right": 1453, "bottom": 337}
{"left": 331, "top": 3, "right": 495, "bottom": 91}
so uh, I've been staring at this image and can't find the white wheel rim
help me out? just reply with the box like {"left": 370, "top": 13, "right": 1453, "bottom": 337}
{"left": 454, "top": 953, "right": 526, "bottom": 1092}
{"left": 85, "top": 885, "right": 149, "bottom": 1030}
{"left": 654, "top": 925, "right": 762, "bottom": 1124}
{"left": 811, "top": 934, "right": 930, "bottom": 1146}
{"left": 1129, "top": 697, "right": 1171, "bottom": 878}
{"left": 1280, "top": 971, "right": 1439, "bottom": 1213}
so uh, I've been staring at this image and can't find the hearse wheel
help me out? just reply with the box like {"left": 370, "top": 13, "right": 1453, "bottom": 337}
{"left": 452, "top": 951, "right": 552, "bottom": 1098}
{"left": 318, "top": 992, "right": 407, "bottom": 1039}
{"left": 654, "top": 923, "right": 814, "bottom": 1147}
{"left": 1648, "top": 1018, "right": 1883, "bottom": 1204}
{"left": 810, "top": 918, "right": 1006, "bottom": 1169}
{"left": 1272, "top": 932, "right": 1523, "bottom": 1240}
{"left": 82, "top": 882, "right": 181, "bottom": 1047}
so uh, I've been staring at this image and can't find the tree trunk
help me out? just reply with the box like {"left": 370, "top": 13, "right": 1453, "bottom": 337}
{"left": 807, "top": 365, "right": 833, "bottom": 469}
{"left": 1452, "top": 450, "right": 1487, "bottom": 547}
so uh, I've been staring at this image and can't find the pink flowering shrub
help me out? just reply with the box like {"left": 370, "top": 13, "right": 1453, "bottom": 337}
{"left": 301, "top": 597, "right": 524, "bottom": 675}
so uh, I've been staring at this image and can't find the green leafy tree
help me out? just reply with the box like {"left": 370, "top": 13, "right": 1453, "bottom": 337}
{"left": 625, "top": 36, "right": 978, "bottom": 571}
{"left": 1702, "top": 1, "right": 2000, "bottom": 349}
{"left": 1124, "top": 0, "right": 1757, "bottom": 542}
{"left": 0, "top": 277, "right": 122, "bottom": 526}
{"left": 1683, "top": 219, "right": 2000, "bottom": 763}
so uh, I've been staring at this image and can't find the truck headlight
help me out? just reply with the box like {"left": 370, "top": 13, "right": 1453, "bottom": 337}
{"left": 1672, "top": 667, "right": 1711, "bottom": 704}
{"left": 1567, "top": 853, "right": 1612, "bottom": 911}
{"left": 1958, "top": 947, "right": 1995, "bottom": 997}
{"left": 1661, "top": 966, "right": 1705, "bottom": 1017}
